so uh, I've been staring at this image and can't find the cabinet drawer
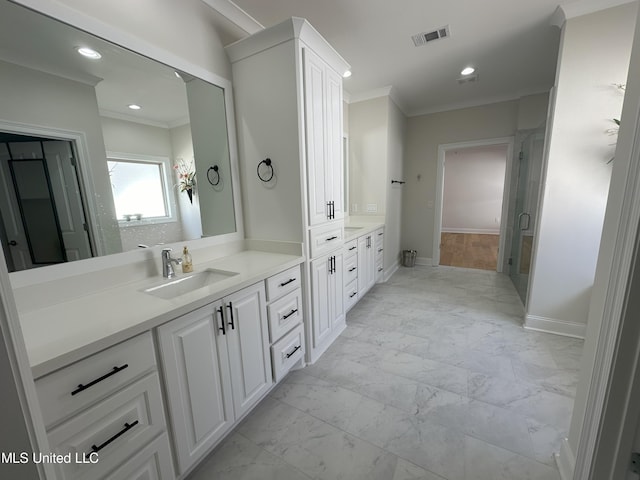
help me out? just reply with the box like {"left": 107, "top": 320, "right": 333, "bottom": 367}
{"left": 344, "top": 239, "right": 357, "bottom": 255}
{"left": 271, "top": 323, "right": 305, "bottom": 382}
{"left": 48, "top": 373, "right": 166, "bottom": 480}
{"left": 344, "top": 253, "right": 358, "bottom": 285}
{"left": 309, "top": 223, "right": 344, "bottom": 258}
{"left": 267, "top": 288, "right": 303, "bottom": 342}
{"left": 345, "top": 279, "right": 359, "bottom": 312}
{"left": 266, "top": 265, "right": 302, "bottom": 302}
{"left": 105, "top": 433, "right": 174, "bottom": 480}
{"left": 36, "top": 332, "right": 156, "bottom": 428}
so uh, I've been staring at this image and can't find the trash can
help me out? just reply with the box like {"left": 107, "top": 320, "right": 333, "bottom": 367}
{"left": 402, "top": 250, "right": 417, "bottom": 267}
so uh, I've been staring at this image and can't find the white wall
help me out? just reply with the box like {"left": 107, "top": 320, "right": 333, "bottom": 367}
{"left": 171, "top": 124, "right": 202, "bottom": 241}
{"left": 442, "top": 145, "right": 507, "bottom": 234}
{"left": 526, "top": 2, "right": 637, "bottom": 332}
{"left": 402, "top": 100, "right": 519, "bottom": 260}
{"left": 349, "top": 96, "right": 389, "bottom": 216}
{"left": 0, "top": 60, "right": 122, "bottom": 255}
{"left": 100, "top": 117, "right": 184, "bottom": 250}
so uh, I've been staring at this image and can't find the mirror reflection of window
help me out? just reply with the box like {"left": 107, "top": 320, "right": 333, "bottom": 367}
{"left": 107, "top": 158, "right": 173, "bottom": 222}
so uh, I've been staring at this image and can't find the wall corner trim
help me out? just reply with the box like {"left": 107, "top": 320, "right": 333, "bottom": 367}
{"left": 556, "top": 438, "right": 576, "bottom": 480}
{"left": 200, "top": 0, "right": 264, "bottom": 35}
{"left": 524, "top": 314, "right": 587, "bottom": 339}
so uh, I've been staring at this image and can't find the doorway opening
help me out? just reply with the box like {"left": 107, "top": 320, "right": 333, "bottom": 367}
{"left": 0, "top": 132, "right": 94, "bottom": 272}
{"left": 434, "top": 138, "right": 514, "bottom": 272}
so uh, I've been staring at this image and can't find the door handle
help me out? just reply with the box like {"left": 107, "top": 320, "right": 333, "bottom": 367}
{"left": 518, "top": 212, "right": 531, "bottom": 231}
{"left": 227, "top": 302, "right": 235, "bottom": 329}
{"left": 8, "top": 240, "right": 17, "bottom": 246}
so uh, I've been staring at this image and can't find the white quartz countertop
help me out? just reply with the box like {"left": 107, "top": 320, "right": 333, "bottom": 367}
{"left": 344, "top": 219, "right": 385, "bottom": 241}
{"left": 21, "top": 250, "right": 304, "bottom": 378}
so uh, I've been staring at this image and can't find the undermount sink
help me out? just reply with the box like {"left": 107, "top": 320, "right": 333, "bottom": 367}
{"left": 142, "top": 269, "right": 239, "bottom": 299}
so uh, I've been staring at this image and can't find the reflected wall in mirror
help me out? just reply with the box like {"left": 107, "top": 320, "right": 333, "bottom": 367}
{"left": 0, "top": 1, "right": 236, "bottom": 272}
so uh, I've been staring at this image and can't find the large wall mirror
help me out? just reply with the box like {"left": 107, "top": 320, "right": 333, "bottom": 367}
{"left": 0, "top": 1, "right": 237, "bottom": 273}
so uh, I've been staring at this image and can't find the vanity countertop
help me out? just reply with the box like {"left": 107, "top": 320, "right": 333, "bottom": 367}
{"left": 20, "top": 250, "right": 304, "bottom": 378}
{"left": 343, "top": 218, "right": 385, "bottom": 241}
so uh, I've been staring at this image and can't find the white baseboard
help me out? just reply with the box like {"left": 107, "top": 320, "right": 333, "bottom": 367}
{"left": 415, "top": 257, "right": 432, "bottom": 266}
{"left": 441, "top": 228, "right": 500, "bottom": 235}
{"left": 524, "top": 314, "right": 586, "bottom": 339}
{"left": 383, "top": 260, "right": 399, "bottom": 282}
{"left": 556, "top": 438, "right": 575, "bottom": 480}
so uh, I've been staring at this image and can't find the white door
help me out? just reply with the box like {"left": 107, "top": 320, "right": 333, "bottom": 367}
{"left": 304, "top": 47, "right": 330, "bottom": 226}
{"left": 311, "top": 254, "right": 332, "bottom": 347}
{"left": 0, "top": 143, "right": 31, "bottom": 270}
{"left": 224, "top": 283, "right": 272, "bottom": 419}
{"left": 157, "top": 302, "right": 234, "bottom": 474}
{"left": 325, "top": 66, "right": 344, "bottom": 220}
{"left": 42, "top": 141, "right": 93, "bottom": 262}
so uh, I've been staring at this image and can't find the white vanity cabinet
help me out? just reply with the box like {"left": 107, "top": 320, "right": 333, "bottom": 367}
{"left": 227, "top": 18, "right": 349, "bottom": 364}
{"left": 310, "top": 251, "right": 344, "bottom": 349}
{"left": 34, "top": 332, "right": 175, "bottom": 480}
{"left": 157, "top": 282, "right": 271, "bottom": 475}
{"left": 358, "top": 233, "right": 376, "bottom": 296}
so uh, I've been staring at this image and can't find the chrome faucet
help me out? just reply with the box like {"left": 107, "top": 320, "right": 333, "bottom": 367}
{"left": 161, "top": 248, "right": 182, "bottom": 278}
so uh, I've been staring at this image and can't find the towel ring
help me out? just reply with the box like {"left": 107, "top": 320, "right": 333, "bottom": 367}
{"left": 257, "top": 158, "right": 274, "bottom": 182}
{"left": 207, "top": 165, "right": 220, "bottom": 186}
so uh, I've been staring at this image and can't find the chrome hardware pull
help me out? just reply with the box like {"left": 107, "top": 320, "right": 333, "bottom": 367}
{"left": 71, "top": 364, "right": 129, "bottom": 396}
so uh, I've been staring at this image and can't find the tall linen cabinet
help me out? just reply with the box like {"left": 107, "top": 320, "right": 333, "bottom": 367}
{"left": 227, "top": 18, "right": 350, "bottom": 363}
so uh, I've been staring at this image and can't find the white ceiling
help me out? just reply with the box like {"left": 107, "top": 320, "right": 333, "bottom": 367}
{"left": 225, "top": 0, "right": 606, "bottom": 115}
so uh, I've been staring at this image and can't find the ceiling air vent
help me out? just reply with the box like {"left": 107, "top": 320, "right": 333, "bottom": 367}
{"left": 412, "top": 25, "right": 450, "bottom": 47}
{"left": 457, "top": 74, "right": 479, "bottom": 85}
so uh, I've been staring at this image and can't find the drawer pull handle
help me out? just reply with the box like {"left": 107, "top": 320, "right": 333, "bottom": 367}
{"left": 378, "top": 248, "right": 383, "bottom": 252}
{"left": 378, "top": 267, "right": 383, "bottom": 272}
{"left": 348, "top": 267, "right": 356, "bottom": 272}
{"left": 85, "top": 420, "right": 139, "bottom": 459}
{"left": 349, "top": 246, "right": 356, "bottom": 251}
{"left": 286, "top": 345, "right": 301, "bottom": 358}
{"left": 326, "top": 236, "right": 338, "bottom": 241}
{"left": 279, "top": 278, "right": 296, "bottom": 287}
{"left": 227, "top": 302, "right": 235, "bottom": 330}
{"left": 378, "top": 232, "right": 383, "bottom": 236}
{"left": 283, "top": 309, "right": 298, "bottom": 320}
{"left": 350, "top": 292, "right": 357, "bottom": 298}
{"left": 217, "top": 306, "right": 226, "bottom": 335}
{"left": 71, "top": 364, "right": 129, "bottom": 396}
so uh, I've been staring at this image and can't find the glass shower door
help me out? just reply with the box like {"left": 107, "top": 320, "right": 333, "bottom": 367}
{"left": 510, "top": 125, "right": 545, "bottom": 304}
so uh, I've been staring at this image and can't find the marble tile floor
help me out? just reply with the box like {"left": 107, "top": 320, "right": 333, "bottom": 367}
{"left": 188, "top": 266, "right": 583, "bottom": 480}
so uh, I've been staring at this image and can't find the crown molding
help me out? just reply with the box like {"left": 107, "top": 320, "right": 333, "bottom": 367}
{"left": 200, "top": 0, "right": 264, "bottom": 35}
{"left": 551, "top": 0, "right": 636, "bottom": 28}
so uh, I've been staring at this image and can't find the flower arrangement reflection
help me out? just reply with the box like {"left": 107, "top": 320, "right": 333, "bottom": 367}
{"left": 174, "top": 157, "right": 196, "bottom": 203}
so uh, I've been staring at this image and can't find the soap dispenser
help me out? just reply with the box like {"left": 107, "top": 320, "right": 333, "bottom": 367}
{"left": 182, "top": 246, "right": 193, "bottom": 273}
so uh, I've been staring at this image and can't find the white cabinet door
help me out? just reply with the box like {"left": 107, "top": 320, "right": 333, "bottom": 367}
{"left": 325, "top": 66, "right": 344, "bottom": 221}
{"left": 311, "top": 254, "right": 332, "bottom": 348}
{"left": 157, "top": 301, "right": 234, "bottom": 474}
{"left": 304, "top": 47, "right": 329, "bottom": 226}
{"left": 224, "top": 283, "right": 272, "bottom": 419}
{"left": 311, "top": 252, "right": 344, "bottom": 348}
{"left": 358, "top": 234, "right": 375, "bottom": 295}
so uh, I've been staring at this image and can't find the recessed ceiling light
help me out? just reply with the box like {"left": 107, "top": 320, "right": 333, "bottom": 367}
{"left": 128, "top": 104, "right": 141, "bottom": 110}
{"left": 77, "top": 47, "right": 102, "bottom": 59}
{"left": 461, "top": 66, "right": 475, "bottom": 76}
{"left": 343, "top": 70, "right": 352, "bottom": 78}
